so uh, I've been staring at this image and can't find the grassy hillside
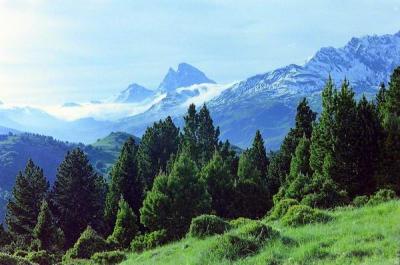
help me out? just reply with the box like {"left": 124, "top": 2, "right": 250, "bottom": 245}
{"left": 122, "top": 201, "right": 400, "bottom": 265}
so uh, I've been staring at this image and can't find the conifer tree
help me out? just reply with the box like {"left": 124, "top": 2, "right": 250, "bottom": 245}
{"left": 140, "top": 152, "right": 211, "bottom": 239}
{"left": 234, "top": 150, "right": 271, "bottom": 218}
{"left": 104, "top": 137, "right": 142, "bottom": 233}
{"left": 6, "top": 159, "right": 49, "bottom": 236}
{"left": 108, "top": 197, "right": 138, "bottom": 249}
{"left": 197, "top": 104, "right": 220, "bottom": 166}
{"left": 181, "top": 104, "right": 199, "bottom": 162}
{"left": 51, "top": 148, "right": 106, "bottom": 247}
{"left": 377, "top": 67, "right": 400, "bottom": 193}
{"left": 137, "top": 116, "right": 179, "bottom": 189}
{"left": 33, "top": 200, "right": 64, "bottom": 251}
{"left": 200, "top": 151, "right": 234, "bottom": 218}
{"left": 250, "top": 130, "right": 269, "bottom": 178}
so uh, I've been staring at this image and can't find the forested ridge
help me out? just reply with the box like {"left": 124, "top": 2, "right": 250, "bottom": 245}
{"left": 0, "top": 67, "right": 400, "bottom": 264}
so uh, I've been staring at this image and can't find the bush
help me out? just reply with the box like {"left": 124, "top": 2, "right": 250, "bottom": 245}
{"left": 26, "top": 251, "right": 55, "bottom": 265}
{"left": 281, "top": 205, "right": 332, "bottom": 227}
{"left": 210, "top": 234, "right": 258, "bottom": 260}
{"left": 188, "top": 215, "right": 230, "bottom": 238}
{"left": 91, "top": 251, "right": 127, "bottom": 265}
{"left": 367, "top": 189, "right": 396, "bottom": 206}
{"left": 267, "top": 199, "right": 299, "bottom": 220}
{"left": 13, "top": 250, "right": 28, "bottom": 258}
{"left": 0, "top": 253, "right": 33, "bottom": 265}
{"left": 131, "top": 230, "right": 168, "bottom": 252}
{"left": 63, "top": 226, "right": 108, "bottom": 261}
{"left": 229, "top": 217, "right": 254, "bottom": 229}
{"left": 353, "top": 195, "right": 369, "bottom": 207}
{"left": 236, "top": 222, "right": 279, "bottom": 243}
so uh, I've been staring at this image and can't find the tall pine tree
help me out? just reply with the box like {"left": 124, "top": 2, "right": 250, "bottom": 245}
{"left": 137, "top": 116, "right": 179, "bottom": 189}
{"left": 51, "top": 148, "right": 106, "bottom": 247}
{"left": 104, "top": 137, "right": 143, "bottom": 233}
{"left": 6, "top": 159, "right": 49, "bottom": 237}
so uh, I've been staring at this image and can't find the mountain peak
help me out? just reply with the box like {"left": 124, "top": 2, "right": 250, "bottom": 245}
{"left": 158, "top": 63, "right": 216, "bottom": 92}
{"left": 115, "top": 83, "right": 155, "bottom": 103}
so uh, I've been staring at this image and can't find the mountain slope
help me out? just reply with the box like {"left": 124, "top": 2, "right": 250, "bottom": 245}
{"left": 207, "top": 31, "right": 400, "bottom": 148}
{"left": 114, "top": 83, "right": 156, "bottom": 103}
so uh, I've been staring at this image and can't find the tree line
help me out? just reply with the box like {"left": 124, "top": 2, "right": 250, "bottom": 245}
{"left": 0, "top": 67, "right": 399, "bottom": 260}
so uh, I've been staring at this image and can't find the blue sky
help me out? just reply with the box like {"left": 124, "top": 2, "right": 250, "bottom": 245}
{"left": 1, "top": 0, "right": 400, "bottom": 105}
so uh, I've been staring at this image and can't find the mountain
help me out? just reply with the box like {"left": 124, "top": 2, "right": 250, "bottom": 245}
{"left": 114, "top": 83, "right": 156, "bottom": 103}
{"left": 205, "top": 31, "right": 400, "bottom": 149}
{"left": 0, "top": 131, "right": 138, "bottom": 221}
{"left": 158, "top": 63, "right": 216, "bottom": 92}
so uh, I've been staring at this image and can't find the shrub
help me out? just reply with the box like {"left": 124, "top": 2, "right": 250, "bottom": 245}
{"left": 229, "top": 217, "right": 254, "bottom": 229}
{"left": 0, "top": 253, "right": 33, "bottom": 265}
{"left": 63, "top": 226, "right": 108, "bottom": 261}
{"left": 188, "top": 215, "right": 230, "bottom": 238}
{"left": 236, "top": 222, "right": 279, "bottom": 243}
{"left": 353, "top": 195, "right": 369, "bottom": 207}
{"left": 210, "top": 234, "right": 258, "bottom": 260}
{"left": 26, "top": 250, "right": 55, "bottom": 265}
{"left": 281, "top": 205, "right": 332, "bottom": 227}
{"left": 13, "top": 250, "right": 28, "bottom": 258}
{"left": 131, "top": 230, "right": 168, "bottom": 252}
{"left": 367, "top": 189, "right": 396, "bottom": 206}
{"left": 267, "top": 199, "right": 299, "bottom": 220}
{"left": 91, "top": 251, "right": 127, "bottom": 265}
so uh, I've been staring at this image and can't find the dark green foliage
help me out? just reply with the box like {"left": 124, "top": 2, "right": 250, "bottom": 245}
{"left": 377, "top": 67, "right": 400, "bottom": 194}
{"left": 140, "top": 153, "right": 211, "bottom": 239}
{"left": 6, "top": 159, "right": 49, "bottom": 237}
{"left": 32, "top": 200, "right": 64, "bottom": 252}
{"left": 200, "top": 152, "right": 235, "bottom": 218}
{"left": 63, "top": 226, "right": 108, "bottom": 261}
{"left": 188, "top": 215, "right": 230, "bottom": 238}
{"left": 107, "top": 197, "right": 138, "bottom": 249}
{"left": 234, "top": 145, "right": 271, "bottom": 218}
{"left": 0, "top": 252, "right": 33, "bottom": 265}
{"left": 367, "top": 189, "right": 396, "bottom": 206}
{"left": 250, "top": 130, "right": 269, "bottom": 177}
{"left": 352, "top": 196, "right": 369, "bottom": 207}
{"left": 51, "top": 148, "right": 106, "bottom": 247}
{"left": 104, "top": 137, "right": 143, "bottom": 233}
{"left": 26, "top": 250, "right": 55, "bottom": 265}
{"left": 0, "top": 224, "right": 12, "bottom": 247}
{"left": 281, "top": 205, "right": 332, "bottom": 227}
{"left": 91, "top": 250, "right": 127, "bottom": 265}
{"left": 266, "top": 98, "right": 316, "bottom": 197}
{"left": 267, "top": 199, "right": 300, "bottom": 221}
{"left": 211, "top": 234, "right": 259, "bottom": 261}
{"left": 13, "top": 250, "right": 28, "bottom": 258}
{"left": 180, "top": 104, "right": 220, "bottom": 167}
{"left": 130, "top": 230, "right": 168, "bottom": 252}
{"left": 229, "top": 218, "right": 254, "bottom": 229}
{"left": 137, "top": 116, "right": 179, "bottom": 189}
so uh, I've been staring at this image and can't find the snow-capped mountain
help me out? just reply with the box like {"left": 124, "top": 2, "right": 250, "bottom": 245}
{"left": 114, "top": 83, "right": 156, "bottom": 103}
{"left": 207, "top": 31, "right": 400, "bottom": 148}
{"left": 158, "top": 63, "right": 216, "bottom": 92}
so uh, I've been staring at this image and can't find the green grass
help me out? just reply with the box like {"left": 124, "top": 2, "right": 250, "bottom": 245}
{"left": 121, "top": 201, "right": 400, "bottom": 265}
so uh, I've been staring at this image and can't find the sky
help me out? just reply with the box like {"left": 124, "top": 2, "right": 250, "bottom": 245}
{"left": 0, "top": 0, "right": 400, "bottom": 105}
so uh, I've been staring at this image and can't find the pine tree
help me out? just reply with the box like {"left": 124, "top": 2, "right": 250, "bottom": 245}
{"left": 137, "top": 116, "right": 179, "bottom": 189}
{"left": 33, "top": 200, "right": 64, "bottom": 251}
{"left": 267, "top": 98, "right": 316, "bottom": 195}
{"left": 104, "top": 137, "right": 143, "bottom": 233}
{"left": 51, "top": 148, "right": 106, "bottom": 247}
{"left": 354, "top": 96, "right": 382, "bottom": 194}
{"left": 234, "top": 150, "right": 271, "bottom": 218}
{"left": 108, "top": 197, "right": 138, "bottom": 249}
{"left": 197, "top": 104, "right": 220, "bottom": 166}
{"left": 249, "top": 130, "right": 269, "bottom": 178}
{"left": 140, "top": 152, "right": 211, "bottom": 239}
{"left": 181, "top": 104, "right": 199, "bottom": 163}
{"left": 377, "top": 67, "right": 400, "bottom": 193}
{"left": 6, "top": 159, "right": 49, "bottom": 236}
{"left": 289, "top": 136, "right": 312, "bottom": 180}
{"left": 200, "top": 151, "right": 235, "bottom": 218}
